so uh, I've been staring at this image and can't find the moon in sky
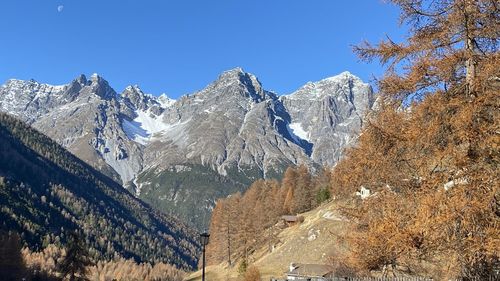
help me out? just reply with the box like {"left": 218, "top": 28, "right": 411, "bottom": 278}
{"left": 57, "top": 5, "right": 64, "bottom": 12}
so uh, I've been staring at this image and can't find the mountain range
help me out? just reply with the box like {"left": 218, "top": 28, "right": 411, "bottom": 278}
{"left": 0, "top": 68, "right": 374, "bottom": 228}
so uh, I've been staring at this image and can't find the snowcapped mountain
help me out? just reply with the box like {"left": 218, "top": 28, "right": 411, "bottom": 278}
{"left": 281, "top": 71, "right": 374, "bottom": 165}
{"left": 140, "top": 68, "right": 312, "bottom": 176}
{"left": 0, "top": 68, "right": 374, "bottom": 228}
{"left": 0, "top": 74, "right": 147, "bottom": 185}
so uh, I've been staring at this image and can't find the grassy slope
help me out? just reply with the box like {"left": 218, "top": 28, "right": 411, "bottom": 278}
{"left": 185, "top": 200, "right": 349, "bottom": 280}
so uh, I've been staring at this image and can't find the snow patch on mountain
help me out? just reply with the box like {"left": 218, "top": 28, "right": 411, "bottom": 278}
{"left": 123, "top": 110, "right": 165, "bottom": 144}
{"left": 133, "top": 177, "right": 149, "bottom": 197}
{"left": 135, "top": 110, "right": 169, "bottom": 134}
{"left": 123, "top": 109, "right": 183, "bottom": 144}
{"left": 287, "top": 122, "right": 310, "bottom": 142}
{"left": 122, "top": 119, "right": 150, "bottom": 145}
{"left": 322, "top": 71, "right": 355, "bottom": 83}
{"left": 158, "top": 94, "right": 176, "bottom": 108}
{"left": 284, "top": 71, "right": 369, "bottom": 101}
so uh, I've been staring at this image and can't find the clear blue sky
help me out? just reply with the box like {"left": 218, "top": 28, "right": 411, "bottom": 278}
{"left": 0, "top": 0, "right": 405, "bottom": 98}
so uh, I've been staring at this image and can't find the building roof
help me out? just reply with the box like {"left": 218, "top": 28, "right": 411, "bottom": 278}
{"left": 287, "top": 263, "right": 334, "bottom": 277}
{"left": 281, "top": 215, "right": 299, "bottom": 222}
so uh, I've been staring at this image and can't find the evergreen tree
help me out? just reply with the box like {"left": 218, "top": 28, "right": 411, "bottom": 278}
{"left": 316, "top": 187, "right": 331, "bottom": 205}
{"left": 314, "top": 167, "right": 332, "bottom": 205}
{"left": 0, "top": 231, "right": 27, "bottom": 281}
{"left": 57, "top": 231, "right": 92, "bottom": 281}
{"left": 238, "top": 259, "right": 248, "bottom": 276}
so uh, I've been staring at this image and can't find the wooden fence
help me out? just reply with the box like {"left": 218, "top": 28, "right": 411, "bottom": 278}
{"left": 270, "top": 278, "right": 433, "bottom": 281}
{"left": 271, "top": 276, "right": 499, "bottom": 281}
{"left": 325, "top": 277, "right": 434, "bottom": 281}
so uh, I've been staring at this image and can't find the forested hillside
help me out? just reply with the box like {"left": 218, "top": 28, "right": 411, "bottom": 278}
{"left": 0, "top": 113, "right": 199, "bottom": 269}
{"left": 207, "top": 165, "right": 332, "bottom": 266}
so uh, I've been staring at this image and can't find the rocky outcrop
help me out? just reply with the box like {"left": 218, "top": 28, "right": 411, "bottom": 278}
{"left": 281, "top": 71, "right": 374, "bottom": 165}
{"left": 0, "top": 74, "right": 144, "bottom": 185}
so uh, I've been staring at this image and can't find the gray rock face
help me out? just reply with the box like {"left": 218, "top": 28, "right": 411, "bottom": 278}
{"left": 0, "top": 74, "right": 144, "bottom": 185}
{"left": 120, "top": 85, "right": 165, "bottom": 117}
{"left": 281, "top": 71, "right": 374, "bottom": 165}
{"left": 0, "top": 79, "right": 75, "bottom": 123}
{"left": 141, "top": 68, "right": 311, "bottom": 176}
{"left": 0, "top": 68, "right": 374, "bottom": 228}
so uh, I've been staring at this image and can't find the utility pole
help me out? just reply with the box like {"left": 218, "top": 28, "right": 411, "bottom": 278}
{"left": 199, "top": 232, "right": 210, "bottom": 281}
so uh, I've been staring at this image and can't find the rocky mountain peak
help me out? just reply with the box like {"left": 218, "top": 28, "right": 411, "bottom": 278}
{"left": 287, "top": 71, "right": 372, "bottom": 102}
{"left": 157, "top": 93, "right": 176, "bottom": 108}
{"left": 3, "top": 78, "right": 27, "bottom": 88}
{"left": 320, "top": 71, "right": 365, "bottom": 86}
{"left": 75, "top": 74, "right": 88, "bottom": 85}
{"left": 124, "top": 84, "right": 142, "bottom": 92}
{"left": 218, "top": 67, "right": 244, "bottom": 78}
{"left": 90, "top": 72, "right": 101, "bottom": 81}
{"left": 280, "top": 71, "right": 375, "bottom": 166}
{"left": 83, "top": 74, "right": 116, "bottom": 100}
{"left": 219, "top": 67, "right": 260, "bottom": 85}
{"left": 64, "top": 74, "right": 88, "bottom": 96}
{"left": 120, "top": 85, "right": 155, "bottom": 111}
{"left": 122, "top": 84, "right": 145, "bottom": 98}
{"left": 205, "top": 67, "right": 268, "bottom": 103}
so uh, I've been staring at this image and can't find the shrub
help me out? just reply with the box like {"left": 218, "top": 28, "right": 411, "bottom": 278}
{"left": 316, "top": 187, "right": 331, "bottom": 204}
{"left": 238, "top": 259, "right": 248, "bottom": 275}
{"left": 244, "top": 265, "right": 261, "bottom": 281}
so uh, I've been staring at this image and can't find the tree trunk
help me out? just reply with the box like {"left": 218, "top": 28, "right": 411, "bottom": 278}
{"left": 465, "top": 37, "right": 477, "bottom": 94}
{"left": 226, "top": 215, "right": 231, "bottom": 266}
{"left": 464, "top": 1, "right": 477, "bottom": 95}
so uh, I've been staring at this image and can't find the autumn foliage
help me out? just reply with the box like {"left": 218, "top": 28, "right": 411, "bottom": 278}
{"left": 23, "top": 244, "right": 186, "bottom": 281}
{"left": 332, "top": 0, "right": 499, "bottom": 279}
{"left": 244, "top": 265, "right": 262, "bottom": 281}
{"left": 207, "top": 166, "right": 332, "bottom": 266}
{"left": 354, "top": 0, "right": 499, "bottom": 99}
{"left": 207, "top": 1, "right": 498, "bottom": 279}
{"left": 334, "top": 79, "right": 498, "bottom": 279}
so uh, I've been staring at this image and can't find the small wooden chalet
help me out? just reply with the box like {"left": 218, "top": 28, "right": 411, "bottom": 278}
{"left": 286, "top": 263, "right": 334, "bottom": 280}
{"left": 281, "top": 215, "right": 300, "bottom": 227}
